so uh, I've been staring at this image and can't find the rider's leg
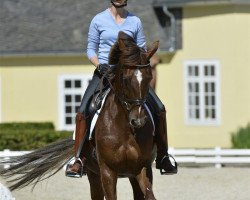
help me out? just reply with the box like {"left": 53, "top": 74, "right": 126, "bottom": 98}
{"left": 65, "top": 71, "right": 101, "bottom": 178}
{"left": 147, "top": 88, "right": 177, "bottom": 175}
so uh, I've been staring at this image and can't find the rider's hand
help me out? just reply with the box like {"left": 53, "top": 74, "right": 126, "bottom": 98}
{"left": 97, "top": 63, "right": 110, "bottom": 75}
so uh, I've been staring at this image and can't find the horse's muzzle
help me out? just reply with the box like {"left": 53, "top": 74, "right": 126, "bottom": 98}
{"left": 129, "top": 118, "right": 145, "bottom": 128}
{"left": 129, "top": 106, "right": 147, "bottom": 128}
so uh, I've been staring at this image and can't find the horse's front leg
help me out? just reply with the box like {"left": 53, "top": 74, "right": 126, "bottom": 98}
{"left": 87, "top": 169, "right": 104, "bottom": 200}
{"left": 136, "top": 167, "right": 156, "bottom": 200}
{"left": 99, "top": 161, "right": 118, "bottom": 200}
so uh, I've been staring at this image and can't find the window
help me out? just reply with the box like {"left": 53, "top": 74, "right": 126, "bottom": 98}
{"left": 184, "top": 60, "right": 221, "bottom": 125}
{"left": 58, "top": 74, "right": 92, "bottom": 130}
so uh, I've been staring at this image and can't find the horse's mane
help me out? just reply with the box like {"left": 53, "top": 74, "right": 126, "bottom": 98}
{"left": 109, "top": 33, "right": 146, "bottom": 67}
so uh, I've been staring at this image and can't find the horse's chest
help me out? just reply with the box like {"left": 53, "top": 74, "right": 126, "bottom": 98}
{"left": 97, "top": 136, "right": 143, "bottom": 168}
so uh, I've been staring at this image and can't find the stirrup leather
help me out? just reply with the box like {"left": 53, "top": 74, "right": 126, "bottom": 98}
{"left": 158, "top": 154, "right": 178, "bottom": 175}
{"left": 65, "top": 158, "right": 86, "bottom": 178}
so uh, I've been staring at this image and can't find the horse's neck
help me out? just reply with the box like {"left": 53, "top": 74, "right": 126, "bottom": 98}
{"left": 108, "top": 91, "right": 127, "bottom": 116}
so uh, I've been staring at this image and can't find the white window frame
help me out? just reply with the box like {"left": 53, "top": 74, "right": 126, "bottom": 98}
{"left": 58, "top": 74, "right": 92, "bottom": 130}
{"left": 184, "top": 60, "right": 221, "bottom": 126}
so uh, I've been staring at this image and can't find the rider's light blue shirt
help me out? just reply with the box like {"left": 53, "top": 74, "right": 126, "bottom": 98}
{"left": 87, "top": 9, "right": 146, "bottom": 64}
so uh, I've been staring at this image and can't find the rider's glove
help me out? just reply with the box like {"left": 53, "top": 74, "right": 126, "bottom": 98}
{"left": 97, "top": 63, "right": 110, "bottom": 76}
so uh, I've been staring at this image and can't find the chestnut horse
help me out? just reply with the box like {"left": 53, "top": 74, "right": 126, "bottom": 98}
{"left": 0, "top": 32, "right": 159, "bottom": 200}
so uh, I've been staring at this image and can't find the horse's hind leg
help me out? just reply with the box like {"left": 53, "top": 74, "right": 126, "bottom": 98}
{"left": 87, "top": 170, "right": 104, "bottom": 200}
{"left": 136, "top": 167, "right": 156, "bottom": 200}
{"left": 129, "top": 177, "right": 144, "bottom": 200}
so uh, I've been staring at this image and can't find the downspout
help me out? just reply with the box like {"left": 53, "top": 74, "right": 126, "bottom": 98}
{"left": 163, "top": 5, "right": 176, "bottom": 52}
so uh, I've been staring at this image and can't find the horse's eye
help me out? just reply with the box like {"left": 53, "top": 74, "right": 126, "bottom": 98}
{"left": 123, "top": 77, "right": 130, "bottom": 87}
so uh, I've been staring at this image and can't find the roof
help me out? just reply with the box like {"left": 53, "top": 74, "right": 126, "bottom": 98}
{"left": 0, "top": 0, "right": 249, "bottom": 55}
{"left": 0, "top": 0, "right": 159, "bottom": 55}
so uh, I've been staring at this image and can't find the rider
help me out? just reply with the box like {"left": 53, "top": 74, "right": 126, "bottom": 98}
{"left": 65, "top": 0, "right": 177, "bottom": 177}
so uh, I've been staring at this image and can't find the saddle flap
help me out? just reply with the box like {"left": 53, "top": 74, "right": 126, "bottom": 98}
{"left": 89, "top": 88, "right": 111, "bottom": 139}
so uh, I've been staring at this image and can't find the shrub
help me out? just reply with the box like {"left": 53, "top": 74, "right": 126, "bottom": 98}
{"left": 0, "top": 122, "right": 71, "bottom": 150}
{"left": 0, "top": 122, "right": 54, "bottom": 130}
{"left": 231, "top": 123, "right": 250, "bottom": 148}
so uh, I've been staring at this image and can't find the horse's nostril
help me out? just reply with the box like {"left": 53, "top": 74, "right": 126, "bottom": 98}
{"left": 131, "top": 119, "right": 137, "bottom": 126}
{"left": 130, "top": 118, "right": 146, "bottom": 128}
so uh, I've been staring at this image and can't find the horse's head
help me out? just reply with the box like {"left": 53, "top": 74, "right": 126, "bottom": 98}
{"left": 109, "top": 31, "right": 159, "bottom": 128}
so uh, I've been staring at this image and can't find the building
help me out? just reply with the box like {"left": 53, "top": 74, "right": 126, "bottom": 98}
{"left": 1, "top": 0, "right": 249, "bottom": 147}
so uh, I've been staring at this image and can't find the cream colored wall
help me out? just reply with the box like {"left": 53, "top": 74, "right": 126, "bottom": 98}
{"left": 0, "top": 56, "right": 94, "bottom": 129}
{"left": 157, "top": 5, "right": 250, "bottom": 147}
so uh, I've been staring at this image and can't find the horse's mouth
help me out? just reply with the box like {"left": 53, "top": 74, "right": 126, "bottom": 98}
{"left": 129, "top": 117, "right": 147, "bottom": 128}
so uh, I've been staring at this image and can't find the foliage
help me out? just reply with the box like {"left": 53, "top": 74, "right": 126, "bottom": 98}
{"left": 0, "top": 122, "right": 54, "bottom": 130}
{"left": 231, "top": 123, "right": 250, "bottom": 148}
{"left": 0, "top": 122, "right": 71, "bottom": 150}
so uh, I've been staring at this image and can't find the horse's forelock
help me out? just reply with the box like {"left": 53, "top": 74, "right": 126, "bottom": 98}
{"left": 109, "top": 38, "right": 147, "bottom": 69}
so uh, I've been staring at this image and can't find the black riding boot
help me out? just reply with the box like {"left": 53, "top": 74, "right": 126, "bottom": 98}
{"left": 147, "top": 88, "right": 177, "bottom": 175}
{"left": 154, "top": 108, "right": 177, "bottom": 174}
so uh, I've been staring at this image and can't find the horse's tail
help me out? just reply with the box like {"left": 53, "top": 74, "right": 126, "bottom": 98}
{"left": 0, "top": 138, "right": 74, "bottom": 191}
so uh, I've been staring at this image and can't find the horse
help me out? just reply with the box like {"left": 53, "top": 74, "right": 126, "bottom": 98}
{"left": 0, "top": 31, "right": 159, "bottom": 200}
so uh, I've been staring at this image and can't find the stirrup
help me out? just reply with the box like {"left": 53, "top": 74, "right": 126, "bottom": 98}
{"left": 65, "top": 158, "right": 86, "bottom": 178}
{"left": 158, "top": 154, "right": 178, "bottom": 175}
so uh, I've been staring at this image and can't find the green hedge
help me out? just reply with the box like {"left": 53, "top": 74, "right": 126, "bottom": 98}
{"left": 0, "top": 122, "right": 71, "bottom": 150}
{"left": 231, "top": 123, "right": 250, "bottom": 148}
{"left": 0, "top": 122, "right": 55, "bottom": 130}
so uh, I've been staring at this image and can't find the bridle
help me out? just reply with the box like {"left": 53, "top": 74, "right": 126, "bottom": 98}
{"left": 98, "top": 62, "right": 151, "bottom": 128}
{"left": 117, "top": 63, "right": 151, "bottom": 111}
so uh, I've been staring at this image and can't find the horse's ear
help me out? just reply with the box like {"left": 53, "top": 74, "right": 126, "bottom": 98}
{"left": 118, "top": 38, "right": 126, "bottom": 51}
{"left": 109, "top": 42, "right": 120, "bottom": 64}
{"left": 146, "top": 41, "right": 159, "bottom": 60}
{"left": 118, "top": 31, "right": 128, "bottom": 51}
{"left": 118, "top": 31, "right": 136, "bottom": 51}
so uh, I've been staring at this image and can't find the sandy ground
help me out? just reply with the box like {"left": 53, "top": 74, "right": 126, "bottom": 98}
{"left": 1, "top": 167, "right": 250, "bottom": 200}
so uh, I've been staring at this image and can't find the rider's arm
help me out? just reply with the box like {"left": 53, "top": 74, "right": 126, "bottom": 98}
{"left": 89, "top": 56, "right": 99, "bottom": 68}
{"left": 87, "top": 17, "right": 100, "bottom": 68}
{"left": 135, "top": 18, "right": 146, "bottom": 50}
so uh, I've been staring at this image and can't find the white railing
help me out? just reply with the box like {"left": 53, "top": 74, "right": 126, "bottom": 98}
{"left": 0, "top": 148, "right": 250, "bottom": 169}
{"left": 169, "top": 147, "right": 250, "bottom": 168}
